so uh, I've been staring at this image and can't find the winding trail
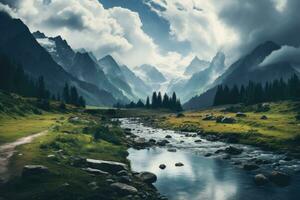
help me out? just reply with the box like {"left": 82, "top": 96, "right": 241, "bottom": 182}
{"left": 0, "top": 130, "right": 48, "bottom": 182}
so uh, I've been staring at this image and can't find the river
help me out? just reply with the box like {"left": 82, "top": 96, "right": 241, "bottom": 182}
{"left": 120, "top": 118, "right": 300, "bottom": 200}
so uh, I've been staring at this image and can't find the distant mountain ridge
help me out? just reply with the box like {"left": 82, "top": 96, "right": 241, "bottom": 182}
{"left": 168, "top": 52, "right": 226, "bottom": 103}
{"left": 0, "top": 12, "right": 116, "bottom": 106}
{"left": 184, "top": 41, "right": 300, "bottom": 110}
{"left": 184, "top": 56, "right": 210, "bottom": 76}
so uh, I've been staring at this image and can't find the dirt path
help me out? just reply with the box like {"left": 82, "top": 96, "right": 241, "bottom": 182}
{"left": 0, "top": 130, "right": 48, "bottom": 182}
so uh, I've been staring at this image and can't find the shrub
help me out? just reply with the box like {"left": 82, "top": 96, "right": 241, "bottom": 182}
{"left": 92, "top": 125, "right": 121, "bottom": 144}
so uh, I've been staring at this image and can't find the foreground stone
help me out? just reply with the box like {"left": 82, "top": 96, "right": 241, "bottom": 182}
{"left": 137, "top": 172, "right": 157, "bottom": 184}
{"left": 254, "top": 174, "right": 268, "bottom": 186}
{"left": 269, "top": 171, "right": 291, "bottom": 187}
{"left": 224, "top": 146, "right": 243, "bottom": 155}
{"left": 110, "top": 182, "right": 138, "bottom": 195}
{"left": 86, "top": 159, "right": 127, "bottom": 174}
{"left": 22, "top": 165, "right": 49, "bottom": 177}
{"left": 82, "top": 167, "right": 109, "bottom": 175}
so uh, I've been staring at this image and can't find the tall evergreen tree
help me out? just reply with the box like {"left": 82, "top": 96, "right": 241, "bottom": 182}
{"left": 146, "top": 96, "right": 150, "bottom": 109}
{"left": 152, "top": 92, "right": 157, "bottom": 108}
{"left": 63, "top": 83, "right": 70, "bottom": 104}
{"left": 70, "top": 86, "right": 79, "bottom": 106}
{"left": 157, "top": 92, "right": 162, "bottom": 107}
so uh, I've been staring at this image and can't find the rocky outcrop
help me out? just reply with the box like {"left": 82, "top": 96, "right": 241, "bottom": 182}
{"left": 22, "top": 165, "right": 49, "bottom": 177}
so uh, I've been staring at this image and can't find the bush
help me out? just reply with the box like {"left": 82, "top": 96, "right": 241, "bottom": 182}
{"left": 176, "top": 113, "right": 185, "bottom": 118}
{"left": 92, "top": 125, "right": 121, "bottom": 144}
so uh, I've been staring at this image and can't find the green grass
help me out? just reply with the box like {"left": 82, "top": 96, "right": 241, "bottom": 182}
{"left": 0, "top": 114, "right": 64, "bottom": 145}
{"left": 1, "top": 112, "right": 129, "bottom": 200}
{"left": 156, "top": 101, "right": 300, "bottom": 152}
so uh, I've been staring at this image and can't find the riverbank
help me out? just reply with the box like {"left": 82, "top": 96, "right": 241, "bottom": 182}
{"left": 141, "top": 101, "right": 300, "bottom": 157}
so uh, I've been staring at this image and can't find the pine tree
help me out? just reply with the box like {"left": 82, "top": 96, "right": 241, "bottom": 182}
{"left": 78, "top": 96, "right": 86, "bottom": 108}
{"left": 63, "top": 83, "right": 70, "bottom": 104}
{"left": 146, "top": 96, "right": 150, "bottom": 109}
{"left": 37, "top": 76, "right": 46, "bottom": 99}
{"left": 136, "top": 99, "right": 145, "bottom": 108}
{"left": 70, "top": 86, "right": 79, "bottom": 106}
{"left": 157, "top": 92, "right": 162, "bottom": 107}
{"left": 162, "top": 93, "right": 169, "bottom": 108}
{"left": 152, "top": 92, "right": 157, "bottom": 108}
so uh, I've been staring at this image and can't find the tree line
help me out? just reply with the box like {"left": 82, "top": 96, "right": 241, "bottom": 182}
{"left": 0, "top": 55, "right": 85, "bottom": 107}
{"left": 114, "top": 91, "right": 183, "bottom": 112}
{"left": 213, "top": 74, "right": 300, "bottom": 106}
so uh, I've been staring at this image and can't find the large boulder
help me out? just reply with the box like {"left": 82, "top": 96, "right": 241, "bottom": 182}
{"left": 86, "top": 159, "right": 127, "bottom": 174}
{"left": 224, "top": 146, "right": 243, "bottom": 155}
{"left": 254, "top": 174, "right": 268, "bottom": 186}
{"left": 22, "top": 165, "right": 49, "bottom": 177}
{"left": 269, "top": 171, "right": 291, "bottom": 187}
{"left": 137, "top": 172, "right": 157, "bottom": 184}
{"left": 110, "top": 182, "right": 138, "bottom": 195}
{"left": 260, "top": 115, "right": 268, "bottom": 120}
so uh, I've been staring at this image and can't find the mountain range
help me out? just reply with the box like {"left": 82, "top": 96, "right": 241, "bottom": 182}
{"left": 1, "top": 11, "right": 299, "bottom": 109}
{"left": 184, "top": 41, "right": 300, "bottom": 110}
{"left": 168, "top": 52, "right": 226, "bottom": 103}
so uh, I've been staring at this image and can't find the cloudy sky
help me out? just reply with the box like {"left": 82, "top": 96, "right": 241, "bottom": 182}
{"left": 0, "top": 0, "right": 300, "bottom": 77}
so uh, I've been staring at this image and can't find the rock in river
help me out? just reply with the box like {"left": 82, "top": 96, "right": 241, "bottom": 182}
{"left": 86, "top": 159, "right": 127, "bottom": 174}
{"left": 243, "top": 164, "right": 259, "bottom": 171}
{"left": 224, "top": 146, "right": 243, "bottom": 155}
{"left": 167, "top": 148, "right": 177, "bottom": 152}
{"left": 137, "top": 172, "right": 157, "bottom": 184}
{"left": 110, "top": 182, "right": 138, "bottom": 195}
{"left": 22, "top": 165, "right": 49, "bottom": 177}
{"left": 165, "top": 135, "right": 172, "bottom": 139}
{"left": 175, "top": 162, "right": 184, "bottom": 167}
{"left": 269, "top": 171, "right": 291, "bottom": 187}
{"left": 159, "top": 164, "right": 166, "bottom": 170}
{"left": 254, "top": 174, "right": 268, "bottom": 186}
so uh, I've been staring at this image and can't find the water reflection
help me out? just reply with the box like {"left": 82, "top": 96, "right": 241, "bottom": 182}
{"left": 128, "top": 148, "right": 300, "bottom": 200}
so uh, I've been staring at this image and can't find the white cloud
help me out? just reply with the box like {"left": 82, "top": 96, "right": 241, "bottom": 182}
{"left": 146, "top": 0, "right": 239, "bottom": 63}
{"left": 0, "top": 0, "right": 192, "bottom": 79}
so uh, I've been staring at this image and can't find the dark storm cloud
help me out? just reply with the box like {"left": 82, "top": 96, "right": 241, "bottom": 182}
{"left": 218, "top": 0, "right": 300, "bottom": 55}
{"left": 0, "top": 0, "right": 18, "bottom": 7}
